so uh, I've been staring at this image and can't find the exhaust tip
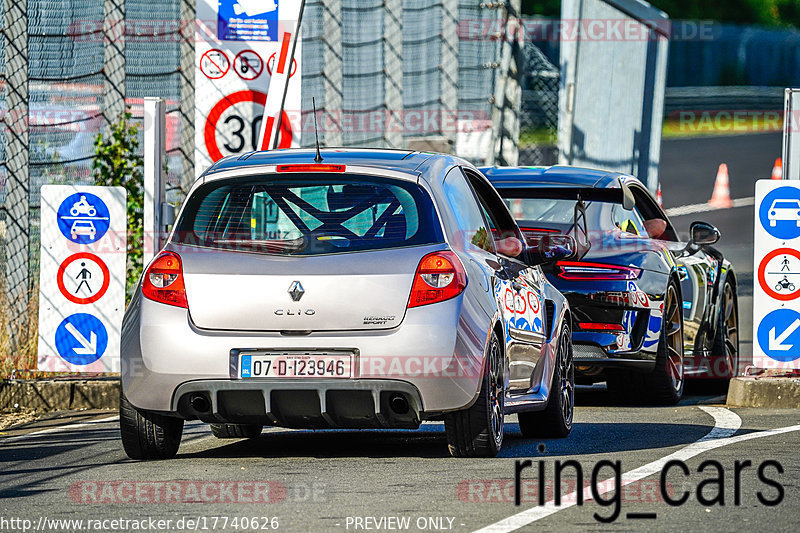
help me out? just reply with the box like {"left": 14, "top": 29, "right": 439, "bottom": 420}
{"left": 388, "top": 393, "right": 410, "bottom": 415}
{"left": 189, "top": 393, "right": 211, "bottom": 413}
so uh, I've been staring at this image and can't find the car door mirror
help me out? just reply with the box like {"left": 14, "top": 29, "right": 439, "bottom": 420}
{"left": 688, "top": 221, "right": 720, "bottom": 247}
{"left": 526, "top": 234, "right": 577, "bottom": 266}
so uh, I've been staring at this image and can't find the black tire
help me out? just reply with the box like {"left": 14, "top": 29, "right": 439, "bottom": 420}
{"left": 210, "top": 423, "right": 263, "bottom": 439}
{"left": 120, "top": 390, "right": 183, "bottom": 460}
{"left": 643, "top": 281, "right": 685, "bottom": 405}
{"left": 444, "top": 330, "right": 504, "bottom": 457}
{"left": 710, "top": 280, "right": 739, "bottom": 384}
{"left": 518, "top": 323, "right": 574, "bottom": 438}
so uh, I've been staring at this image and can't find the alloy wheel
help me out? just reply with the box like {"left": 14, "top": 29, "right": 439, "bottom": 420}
{"left": 488, "top": 338, "right": 504, "bottom": 447}
{"left": 664, "top": 284, "right": 684, "bottom": 393}
{"left": 722, "top": 283, "right": 739, "bottom": 377}
{"left": 559, "top": 332, "right": 574, "bottom": 428}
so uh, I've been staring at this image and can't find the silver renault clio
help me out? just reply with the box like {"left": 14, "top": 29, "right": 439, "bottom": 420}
{"left": 120, "top": 148, "right": 575, "bottom": 459}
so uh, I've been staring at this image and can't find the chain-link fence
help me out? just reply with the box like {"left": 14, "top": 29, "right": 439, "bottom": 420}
{"left": 519, "top": 41, "right": 559, "bottom": 165}
{"left": 1, "top": 0, "right": 557, "bottom": 357}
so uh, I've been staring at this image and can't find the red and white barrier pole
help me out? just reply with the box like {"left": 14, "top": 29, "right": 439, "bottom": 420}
{"left": 257, "top": 0, "right": 305, "bottom": 151}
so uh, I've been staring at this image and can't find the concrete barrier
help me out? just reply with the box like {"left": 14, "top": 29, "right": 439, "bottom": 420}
{"left": 0, "top": 379, "right": 120, "bottom": 411}
{"left": 727, "top": 377, "right": 800, "bottom": 408}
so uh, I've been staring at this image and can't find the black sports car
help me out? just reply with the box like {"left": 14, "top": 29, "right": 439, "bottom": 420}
{"left": 481, "top": 166, "right": 739, "bottom": 405}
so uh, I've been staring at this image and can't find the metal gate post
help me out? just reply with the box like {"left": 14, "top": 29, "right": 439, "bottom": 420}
{"left": 143, "top": 98, "right": 169, "bottom": 265}
{"left": 784, "top": 89, "right": 800, "bottom": 181}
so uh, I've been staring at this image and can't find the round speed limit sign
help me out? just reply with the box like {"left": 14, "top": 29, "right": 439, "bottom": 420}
{"left": 203, "top": 90, "right": 293, "bottom": 162}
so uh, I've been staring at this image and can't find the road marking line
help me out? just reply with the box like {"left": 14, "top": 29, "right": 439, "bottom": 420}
{"left": 474, "top": 407, "right": 800, "bottom": 533}
{"left": 0, "top": 415, "right": 119, "bottom": 444}
{"left": 666, "top": 196, "right": 754, "bottom": 217}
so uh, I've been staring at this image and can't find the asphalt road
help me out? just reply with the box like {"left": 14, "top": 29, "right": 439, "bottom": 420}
{"left": 661, "top": 132, "right": 781, "bottom": 364}
{"left": 1, "top": 398, "right": 799, "bottom": 533}
{"left": 660, "top": 132, "right": 782, "bottom": 209}
{"left": 0, "top": 133, "right": 793, "bottom": 532}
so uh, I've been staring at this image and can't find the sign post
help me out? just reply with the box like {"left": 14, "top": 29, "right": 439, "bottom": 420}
{"left": 143, "top": 97, "right": 172, "bottom": 265}
{"left": 37, "top": 185, "right": 127, "bottom": 372}
{"left": 194, "top": 0, "right": 303, "bottom": 177}
{"left": 753, "top": 179, "right": 800, "bottom": 370}
{"left": 783, "top": 88, "right": 800, "bottom": 181}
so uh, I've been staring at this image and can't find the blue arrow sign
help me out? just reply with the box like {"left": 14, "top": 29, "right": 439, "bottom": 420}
{"left": 56, "top": 192, "right": 111, "bottom": 244}
{"left": 54, "top": 313, "right": 108, "bottom": 366}
{"left": 757, "top": 309, "right": 800, "bottom": 362}
{"left": 759, "top": 186, "right": 800, "bottom": 240}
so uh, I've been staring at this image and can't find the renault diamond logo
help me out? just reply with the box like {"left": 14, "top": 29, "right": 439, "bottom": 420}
{"left": 288, "top": 281, "right": 305, "bottom": 302}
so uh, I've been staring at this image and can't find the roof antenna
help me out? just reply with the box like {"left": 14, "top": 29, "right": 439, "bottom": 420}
{"left": 312, "top": 97, "right": 323, "bottom": 163}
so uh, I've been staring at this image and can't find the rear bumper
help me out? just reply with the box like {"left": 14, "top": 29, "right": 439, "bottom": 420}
{"left": 573, "top": 342, "right": 656, "bottom": 371}
{"left": 121, "top": 290, "right": 488, "bottom": 418}
{"left": 173, "top": 379, "right": 423, "bottom": 429}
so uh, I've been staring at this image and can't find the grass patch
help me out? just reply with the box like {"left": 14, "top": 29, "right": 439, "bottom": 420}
{"left": 0, "top": 280, "right": 39, "bottom": 379}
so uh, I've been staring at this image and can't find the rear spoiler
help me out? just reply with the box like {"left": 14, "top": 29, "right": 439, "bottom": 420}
{"left": 497, "top": 185, "right": 633, "bottom": 207}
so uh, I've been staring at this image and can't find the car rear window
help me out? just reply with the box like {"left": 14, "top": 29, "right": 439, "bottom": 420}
{"left": 503, "top": 197, "right": 579, "bottom": 224}
{"left": 173, "top": 174, "right": 443, "bottom": 255}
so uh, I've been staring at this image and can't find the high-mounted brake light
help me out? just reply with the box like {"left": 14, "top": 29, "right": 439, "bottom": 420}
{"left": 556, "top": 261, "right": 641, "bottom": 280}
{"left": 520, "top": 227, "right": 561, "bottom": 245}
{"left": 142, "top": 252, "right": 188, "bottom": 308}
{"left": 578, "top": 322, "right": 625, "bottom": 332}
{"left": 408, "top": 251, "right": 467, "bottom": 308}
{"left": 276, "top": 164, "right": 346, "bottom": 173}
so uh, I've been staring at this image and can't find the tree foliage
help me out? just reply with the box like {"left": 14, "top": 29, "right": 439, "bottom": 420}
{"left": 92, "top": 111, "right": 143, "bottom": 295}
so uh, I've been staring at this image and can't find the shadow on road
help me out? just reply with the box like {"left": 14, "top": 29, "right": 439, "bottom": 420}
{"left": 178, "top": 417, "right": 715, "bottom": 460}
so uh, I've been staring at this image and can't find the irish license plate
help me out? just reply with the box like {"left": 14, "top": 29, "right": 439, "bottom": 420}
{"left": 239, "top": 352, "right": 352, "bottom": 379}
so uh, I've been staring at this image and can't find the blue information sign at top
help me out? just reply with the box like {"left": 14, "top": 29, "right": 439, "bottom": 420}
{"left": 218, "top": 0, "right": 278, "bottom": 42}
{"left": 758, "top": 186, "right": 800, "bottom": 240}
{"left": 56, "top": 192, "right": 111, "bottom": 244}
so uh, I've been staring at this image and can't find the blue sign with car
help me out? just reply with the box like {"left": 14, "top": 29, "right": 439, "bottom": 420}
{"left": 56, "top": 192, "right": 111, "bottom": 244}
{"left": 54, "top": 313, "right": 108, "bottom": 366}
{"left": 758, "top": 186, "right": 800, "bottom": 240}
{"left": 757, "top": 308, "right": 800, "bottom": 362}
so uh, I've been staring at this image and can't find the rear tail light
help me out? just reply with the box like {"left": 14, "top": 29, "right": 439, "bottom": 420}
{"left": 556, "top": 261, "right": 641, "bottom": 280}
{"left": 408, "top": 251, "right": 467, "bottom": 308}
{"left": 578, "top": 322, "right": 625, "bottom": 332}
{"left": 276, "top": 164, "right": 345, "bottom": 173}
{"left": 142, "top": 252, "right": 188, "bottom": 308}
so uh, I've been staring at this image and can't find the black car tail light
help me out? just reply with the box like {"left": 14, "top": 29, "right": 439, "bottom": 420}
{"left": 555, "top": 261, "right": 641, "bottom": 281}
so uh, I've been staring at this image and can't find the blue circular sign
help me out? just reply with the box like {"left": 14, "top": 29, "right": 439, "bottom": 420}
{"left": 56, "top": 192, "right": 111, "bottom": 244}
{"left": 54, "top": 313, "right": 108, "bottom": 365}
{"left": 757, "top": 308, "right": 800, "bottom": 362}
{"left": 759, "top": 186, "right": 800, "bottom": 240}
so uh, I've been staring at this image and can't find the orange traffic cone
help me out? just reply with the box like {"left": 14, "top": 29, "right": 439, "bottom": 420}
{"left": 708, "top": 163, "right": 733, "bottom": 209}
{"left": 656, "top": 183, "right": 663, "bottom": 207}
{"left": 772, "top": 158, "right": 783, "bottom": 180}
